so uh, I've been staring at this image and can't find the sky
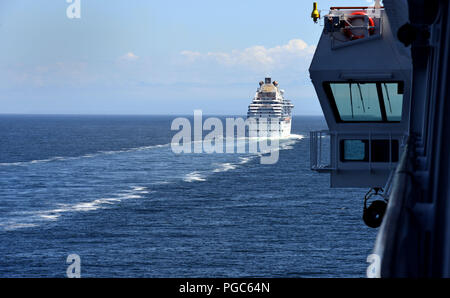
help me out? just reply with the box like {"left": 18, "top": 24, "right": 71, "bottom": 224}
{"left": 0, "top": 0, "right": 375, "bottom": 115}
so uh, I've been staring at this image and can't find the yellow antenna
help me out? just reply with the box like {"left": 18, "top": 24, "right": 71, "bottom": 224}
{"left": 311, "top": 2, "right": 320, "bottom": 23}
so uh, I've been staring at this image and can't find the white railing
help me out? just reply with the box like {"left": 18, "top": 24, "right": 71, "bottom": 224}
{"left": 310, "top": 130, "right": 334, "bottom": 172}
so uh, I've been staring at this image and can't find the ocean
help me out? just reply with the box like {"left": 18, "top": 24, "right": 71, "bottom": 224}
{"left": 0, "top": 115, "right": 376, "bottom": 277}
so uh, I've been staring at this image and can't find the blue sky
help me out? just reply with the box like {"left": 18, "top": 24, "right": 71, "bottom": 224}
{"left": 0, "top": 0, "right": 373, "bottom": 115}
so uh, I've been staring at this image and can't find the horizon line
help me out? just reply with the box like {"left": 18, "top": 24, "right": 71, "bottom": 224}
{"left": 0, "top": 113, "right": 325, "bottom": 117}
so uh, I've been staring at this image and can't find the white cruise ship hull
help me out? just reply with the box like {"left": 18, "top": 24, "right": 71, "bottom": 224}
{"left": 248, "top": 118, "right": 292, "bottom": 138}
{"left": 247, "top": 78, "right": 294, "bottom": 139}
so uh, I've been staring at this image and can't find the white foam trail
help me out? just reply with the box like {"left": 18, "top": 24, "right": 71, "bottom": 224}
{"left": 132, "top": 186, "right": 147, "bottom": 191}
{"left": 0, "top": 162, "right": 23, "bottom": 166}
{"left": 239, "top": 155, "right": 260, "bottom": 164}
{"left": 212, "top": 163, "right": 237, "bottom": 173}
{"left": 239, "top": 157, "right": 251, "bottom": 164}
{"left": 38, "top": 189, "right": 148, "bottom": 216}
{"left": 288, "top": 134, "right": 305, "bottom": 140}
{"left": 238, "top": 134, "right": 304, "bottom": 159}
{"left": 1, "top": 186, "right": 150, "bottom": 231}
{"left": 117, "top": 194, "right": 142, "bottom": 199}
{"left": 245, "top": 133, "right": 305, "bottom": 141}
{"left": 39, "top": 214, "right": 60, "bottom": 220}
{"left": 152, "top": 181, "right": 171, "bottom": 185}
{"left": 3, "top": 223, "right": 39, "bottom": 231}
{"left": 209, "top": 134, "right": 304, "bottom": 175}
{"left": 0, "top": 144, "right": 170, "bottom": 167}
{"left": 183, "top": 171, "right": 206, "bottom": 182}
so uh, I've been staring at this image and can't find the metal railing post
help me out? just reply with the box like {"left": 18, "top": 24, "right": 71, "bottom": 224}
{"left": 369, "top": 131, "right": 372, "bottom": 172}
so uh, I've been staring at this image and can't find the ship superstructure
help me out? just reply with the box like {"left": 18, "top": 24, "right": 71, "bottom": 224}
{"left": 308, "top": 0, "right": 450, "bottom": 277}
{"left": 309, "top": 3, "right": 411, "bottom": 189}
{"left": 247, "top": 77, "right": 294, "bottom": 138}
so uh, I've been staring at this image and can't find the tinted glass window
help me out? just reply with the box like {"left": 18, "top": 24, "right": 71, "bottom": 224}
{"left": 381, "top": 83, "right": 404, "bottom": 121}
{"left": 325, "top": 82, "right": 404, "bottom": 122}
{"left": 340, "top": 139, "right": 399, "bottom": 162}
{"left": 331, "top": 83, "right": 382, "bottom": 121}
{"left": 343, "top": 140, "right": 366, "bottom": 160}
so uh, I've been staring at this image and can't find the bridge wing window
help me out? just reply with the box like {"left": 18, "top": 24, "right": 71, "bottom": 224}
{"left": 381, "top": 83, "right": 404, "bottom": 121}
{"left": 340, "top": 139, "right": 399, "bottom": 162}
{"left": 324, "top": 82, "right": 404, "bottom": 122}
{"left": 342, "top": 140, "right": 366, "bottom": 161}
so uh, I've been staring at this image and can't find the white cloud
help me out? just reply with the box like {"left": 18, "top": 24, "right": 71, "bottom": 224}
{"left": 181, "top": 39, "right": 315, "bottom": 72}
{"left": 180, "top": 50, "right": 201, "bottom": 62}
{"left": 120, "top": 52, "right": 139, "bottom": 61}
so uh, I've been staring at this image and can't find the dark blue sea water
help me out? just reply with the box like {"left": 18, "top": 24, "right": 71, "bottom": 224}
{"left": 0, "top": 115, "right": 376, "bottom": 277}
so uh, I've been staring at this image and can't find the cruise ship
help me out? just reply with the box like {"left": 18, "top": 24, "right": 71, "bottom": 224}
{"left": 247, "top": 78, "right": 294, "bottom": 138}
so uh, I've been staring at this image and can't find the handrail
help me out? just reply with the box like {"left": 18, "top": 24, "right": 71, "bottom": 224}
{"left": 310, "top": 130, "right": 334, "bottom": 172}
{"left": 330, "top": 6, "right": 384, "bottom": 10}
{"left": 373, "top": 136, "right": 412, "bottom": 277}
